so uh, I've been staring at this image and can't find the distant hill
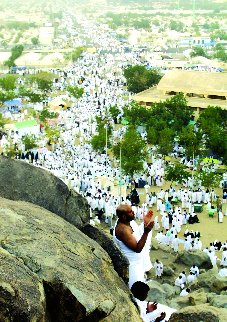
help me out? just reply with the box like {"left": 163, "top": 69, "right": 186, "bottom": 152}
{"left": 107, "top": 0, "right": 227, "bottom": 11}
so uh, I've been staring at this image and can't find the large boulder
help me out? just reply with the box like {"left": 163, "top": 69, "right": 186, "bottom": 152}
{"left": 0, "top": 156, "right": 89, "bottom": 229}
{"left": 169, "top": 304, "right": 227, "bottom": 322}
{"left": 147, "top": 280, "right": 167, "bottom": 304}
{"left": 197, "top": 268, "right": 227, "bottom": 293}
{"left": 0, "top": 156, "right": 128, "bottom": 283}
{"left": 188, "top": 289, "right": 207, "bottom": 305}
{"left": 208, "top": 294, "right": 227, "bottom": 308}
{"left": 175, "top": 250, "right": 213, "bottom": 269}
{"left": 0, "top": 196, "right": 141, "bottom": 321}
{"left": 81, "top": 223, "right": 129, "bottom": 283}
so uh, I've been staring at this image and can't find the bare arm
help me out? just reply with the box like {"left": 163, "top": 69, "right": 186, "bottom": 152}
{"left": 116, "top": 221, "right": 153, "bottom": 253}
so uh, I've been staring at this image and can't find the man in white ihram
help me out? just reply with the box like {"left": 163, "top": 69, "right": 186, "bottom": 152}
{"left": 113, "top": 204, "right": 154, "bottom": 288}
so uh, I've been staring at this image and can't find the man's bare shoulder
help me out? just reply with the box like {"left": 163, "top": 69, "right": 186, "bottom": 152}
{"left": 115, "top": 222, "right": 132, "bottom": 240}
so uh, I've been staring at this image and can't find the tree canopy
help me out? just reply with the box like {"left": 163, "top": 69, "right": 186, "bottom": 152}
{"left": 112, "top": 126, "right": 147, "bottom": 178}
{"left": 123, "top": 65, "right": 162, "bottom": 93}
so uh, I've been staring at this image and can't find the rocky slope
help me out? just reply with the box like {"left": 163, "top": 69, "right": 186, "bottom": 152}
{"left": 0, "top": 196, "right": 141, "bottom": 322}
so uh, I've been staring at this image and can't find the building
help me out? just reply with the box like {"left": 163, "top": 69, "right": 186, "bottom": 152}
{"left": 179, "top": 36, "right": 215, "bottom": 48}
{"left": 39, "top": 23, "right": 55, "bottom": 45}
{"left": 133, "top": 70, "right": 227, "bottom": 115}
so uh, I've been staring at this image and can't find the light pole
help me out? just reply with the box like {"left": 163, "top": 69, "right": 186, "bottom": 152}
{"left": 119, "top": 136, "right": 122, "bottom": 202}
{"left": 105, "top": 121, "right": 108, "bottom": 162}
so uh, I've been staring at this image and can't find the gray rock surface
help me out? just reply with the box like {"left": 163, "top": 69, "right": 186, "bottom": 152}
{"left": 81, "top": 223, "right": 129, "bottom": 283}
{"left": 0, "top": 156, "right": 89, "bottom": 229}
{"left": 175, "top": 250, "right": 213, "bottom": 269}
{"left": 0, "top": 196, "right": 141, "bottom": 322}
{"left": 161, "top": 283, "right": 176, "bottom": 299}
{"left": 168, "top": 304, "right": 227, "bottom": 322}
{"left": 188, "top": 289, "right": 208, "bottom": 305}
{"left": 208, "top": 294, "right": 227, "bottom": 308}
{"left": 197, "top": 267, "right": 227, "bottom": 293}
{"left": 147, "top": 280, "right": 167, "bottom": 304}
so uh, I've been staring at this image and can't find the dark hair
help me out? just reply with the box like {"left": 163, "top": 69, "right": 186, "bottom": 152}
{"left": 131, "top": 281, "right": 150, "bottom": 301}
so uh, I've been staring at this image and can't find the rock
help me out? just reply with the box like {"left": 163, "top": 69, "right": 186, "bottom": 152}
{"left": 161, "top": 283, "right": 176, "bottom": 299}
{"left": 0, "top": 156, "right": 89, "bottom": 229}
{"left": 151, "top": 239, "right": 170, "bottom": 252}
{"left": 168, "top": 296, "right": 189, "bottom": 310}
{"left": 188, "top": 289, "right": 207, "bottom": 305}
{"left": 163, "top": 266, "right": 175, "bottom": 276}
{"left": 151, "top": 238, "right": 160, "bottom": 250}
{"left": 175, "top": 250, "right": 213, "bottom": 269}
{"left": 169, "top": 304, "right": 227, "bottom": 322}
{"left": 81, "top": 223, "right": 129, "bottom": 283}
{"left": 208, "top": 294, "right": 227, "bottom": 308}
{"left": 0, "top": 248, "right": 46, "bottom": 322}
{"left": 147, "top": 280, "right": 167, "bottom": 304}
{"left": 0, "top": 196, "right": 141, "bottom": 321}
{"left": 197, "top": 267, "right": 227, "bottom": 293}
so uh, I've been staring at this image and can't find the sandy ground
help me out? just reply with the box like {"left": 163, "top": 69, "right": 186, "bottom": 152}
{"left": 129, "top": 183, "right": 227, "bottom": 251}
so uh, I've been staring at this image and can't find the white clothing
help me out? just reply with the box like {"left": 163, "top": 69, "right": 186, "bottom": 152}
{"left": 219, "top": 268, "right": 227, "bottom": 277}
{"left": 180, "top": 289, "right": 190, "bottom": 297}
{"left": 136, "top": 299, "right": 176, "bottom": 322}
{"left": 113, "top": 220, "right": 145, "bottom": 288}
{"left": 154, "top": 261, "right": 163, "bottom": 277}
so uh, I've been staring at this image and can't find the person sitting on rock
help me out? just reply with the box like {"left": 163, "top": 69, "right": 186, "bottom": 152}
{"left": 190, "top": 264, "right": 199, "bottom": 277}
{"left": 175, "top": 275, "right": 185, "bottom": 289}
{"left": 187, "top": 271, "right": 197, "bottom": 284}
{"left": 131, "top": 281, "right": 176, "bottom": 322}
{"left": 180, "top": 287, "right": 191, "bottom": 296}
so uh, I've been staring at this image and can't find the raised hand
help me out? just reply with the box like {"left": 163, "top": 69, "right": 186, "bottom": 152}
{"left": 146, "top": 301, "right": 158, "bottom": 313}
{"left": 143, "top": 209, "right": 154, "bottom": 230}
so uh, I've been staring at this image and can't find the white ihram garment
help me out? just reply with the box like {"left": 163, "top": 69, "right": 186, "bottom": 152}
{"left": 113, "top": 220, "right": 145, "bottom": 288}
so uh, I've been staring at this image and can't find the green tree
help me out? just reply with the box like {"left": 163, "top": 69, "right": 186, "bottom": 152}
{"left": 45, "top": 125, "right": 60, "bottom": 144}
{"left": 123, "top": 101, "right": 150, "bottom": 126}
{"left": 4, "top": 44, "right": 24, "bottom": 69}
{"left": 90, "top": 121, "right": 112, "bottom": 153}
{"left": 4, "top": 139, "right": 18, "bottom": 158}
{"left": 178, "top": 125, "right": 205, "bottom": 158}
{"left": 197, "top": 169, "right": 221, "bottom": 190}
{"left": 27, "top": 72, "right": 55, "bottom": 92}
{"left": 21, "top": 134, "right": 37, "bottom": 151}
{"left": 213, "top": 47, "right": 227, "bottom": 62}
{"left": 198, "top": 106, "right": 226, "bottom": 133}
{"left": 206, "top": 125, "right": 227, "bottom": 163}
{"left": 146, "top": 127, "right": 158, "bottom": 145}
{"left": 157, "top": 128, "right": 174, "bottom": 158}
{"left": 164, "top": 162, "right": 190, "bottom": 185}
{"left": 38, "top": 108, "right": 58, "bottom": 123}
{"left": 190, "top": 46, "right": 209, "bottom": 58}
{"left": 112, "top": 126, "right": 147, "bottom": 178}
{"left": 0, "top": 90, "right": 15, "bottom": 105}
{"left": 169, "top": 20, "right": 184, "bottom": 32}
{"left": 124, "top": 65, "right": 162, "bottom": 93}
{"left": 67, "top": 85, "right": 84, "bottom": 99}
{"left": 109, "top": 105, "right": 121, "bottom": 122}
{"left": 31, "top": 37, "right": 39, "bottom": 46}
{"left": 0, "top": 75, "right": 18, "bottom": 91}
{"left": 69, "top": 47, "right": 85, "bottom": 61}
{"left": 0, "top": 113, "right": 6, "bottom": 128}
{"left": 28, "top": 92, "right": 45, "bottom": 105}
{"left": 198, "top": 106, "right": 227, "bottom": 163}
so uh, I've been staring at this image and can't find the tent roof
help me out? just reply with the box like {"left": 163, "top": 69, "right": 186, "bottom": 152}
{"left": 133, "top": 87, "right": 227, "bottom": 110}
{"left": 4, "top": 98, "right": 22, "bottom": 107}
{"left": 157, "top": 70, "right": 227, "bottom": 96}
{"left": 49, "top": 97, "right": 67, "bottom": 110}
